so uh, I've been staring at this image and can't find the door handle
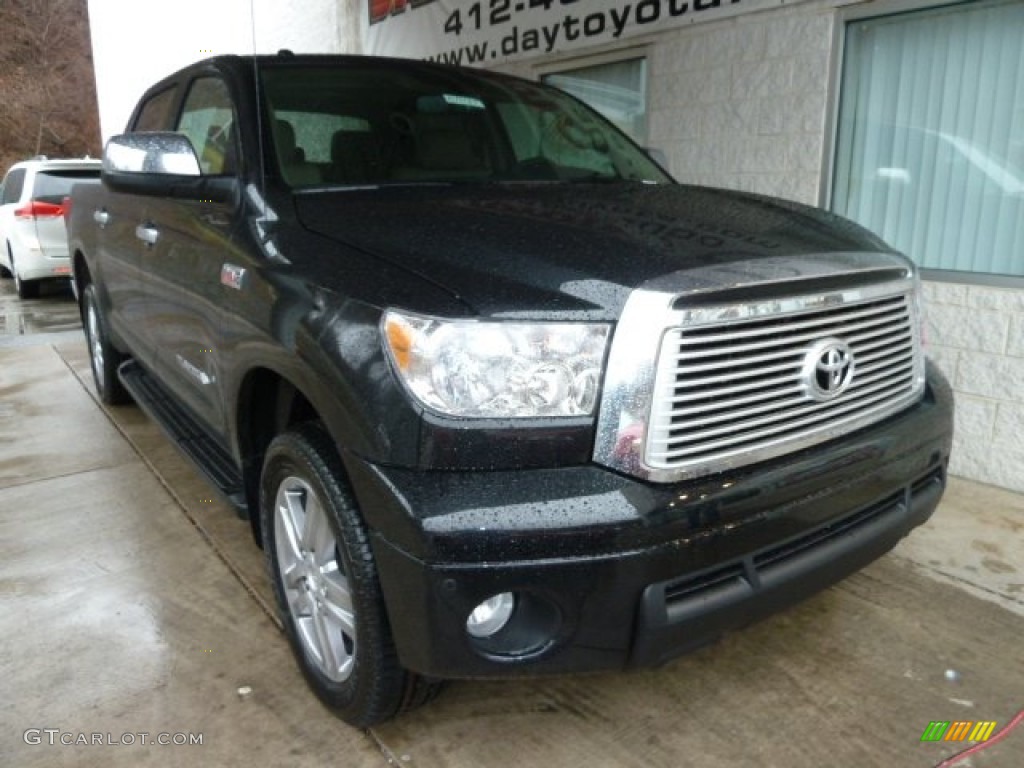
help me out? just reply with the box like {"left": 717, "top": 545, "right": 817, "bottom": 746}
{"left": 135, "top": 224, "right": 159, "bottom": 246}
{"left": 93, "top": 209, "right": 110, "bottom": 227}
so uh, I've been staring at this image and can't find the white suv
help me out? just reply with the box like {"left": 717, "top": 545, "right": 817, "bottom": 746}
{"left": 0, "top": 157, "right": 101, "bottom": 298}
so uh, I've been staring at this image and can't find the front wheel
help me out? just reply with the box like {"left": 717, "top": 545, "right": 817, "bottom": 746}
{"left": 260, "top": 425, "right": 440, "bottom": 727}
{"left": 82, "top": 283, "right": 131, "bottom": 405}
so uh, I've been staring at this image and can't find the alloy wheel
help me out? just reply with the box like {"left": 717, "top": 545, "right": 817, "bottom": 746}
{"left": 87, "top": 300, "right": 105, "bottom": 390}
{"left": 274, "top": 475, "right": 357, "bottom": 682}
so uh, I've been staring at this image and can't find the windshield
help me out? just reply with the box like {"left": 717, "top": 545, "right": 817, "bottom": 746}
{"left": 260, "top": 63, "right": 672, "bottom": 188}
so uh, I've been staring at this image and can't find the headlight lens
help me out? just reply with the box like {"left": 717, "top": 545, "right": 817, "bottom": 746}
{"left": 383, "top": 310, "right": 610, "bottom": 418}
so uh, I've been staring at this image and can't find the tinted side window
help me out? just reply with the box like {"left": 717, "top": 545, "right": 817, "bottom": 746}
{"left": 176, "top": 77, "right": 237, "bottom": 175}
{"left": 1, "top": 169, "right": 26, "bottom": 204}
{"left": 133, "top": 87, "right": 177, "bottom": 132}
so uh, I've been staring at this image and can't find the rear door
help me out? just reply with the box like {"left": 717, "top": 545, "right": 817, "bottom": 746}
{"left": 144, "top": 75, "right": 240, "bottom": 435}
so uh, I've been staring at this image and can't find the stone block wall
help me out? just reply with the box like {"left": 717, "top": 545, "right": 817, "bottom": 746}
{"left": 924, "top": 282, "right": 1024, "bottom": 493}
{"left": 647, "top": 3, "right": 833, "bottom": 206}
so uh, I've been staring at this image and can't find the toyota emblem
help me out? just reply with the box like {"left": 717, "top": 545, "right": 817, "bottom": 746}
{"left": 802, "top": 338, "right": 854, "bottom": 401}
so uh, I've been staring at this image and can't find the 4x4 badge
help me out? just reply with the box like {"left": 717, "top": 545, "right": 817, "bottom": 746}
{"left": 220, "top": 263, "right": 246, "bottom": 290}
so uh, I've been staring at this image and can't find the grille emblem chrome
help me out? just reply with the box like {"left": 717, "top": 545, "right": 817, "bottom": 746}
{"left": 802, "top": 338, "right": 854, "bottom": 401}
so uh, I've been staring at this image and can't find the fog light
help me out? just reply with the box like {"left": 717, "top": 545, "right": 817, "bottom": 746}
{"left": 466, "top": 592, "right": 516, "bottom": 639}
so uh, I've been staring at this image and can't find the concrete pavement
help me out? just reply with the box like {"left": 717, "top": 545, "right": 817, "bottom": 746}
{"left": 1, "top": 280, "right": 1022, "bottom": 767}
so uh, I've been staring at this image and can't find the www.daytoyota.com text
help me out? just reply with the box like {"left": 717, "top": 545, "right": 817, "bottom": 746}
{"left": 383, "top": 0, "right": 744, "bottom": 65}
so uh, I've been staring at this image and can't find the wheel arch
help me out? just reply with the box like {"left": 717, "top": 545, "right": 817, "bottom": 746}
{"left": 72, "top": 249, "right": 91, "bottom": 314}
{"left": 72, "top": 251, "right": 125, "bottom": 352}
{"left": 235, "top": 365, "right": 342, "bottom": 546}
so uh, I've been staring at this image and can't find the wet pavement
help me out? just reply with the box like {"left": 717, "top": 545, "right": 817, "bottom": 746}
{"left": 0, "top": 275, "right": 82, "bottom": 346}
{"left": 1, "top": 285, "right": 1022, "bottom": 768}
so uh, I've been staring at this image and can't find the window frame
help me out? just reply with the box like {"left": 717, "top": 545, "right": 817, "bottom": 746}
{"left": 131, "top": 85, "right": 180, "bottom": 133}
{"left": 822, "top": 0, "right": 1024, "bottom": 288}
{"left": 534, "top": 45, "right": 653, "bottom": 146}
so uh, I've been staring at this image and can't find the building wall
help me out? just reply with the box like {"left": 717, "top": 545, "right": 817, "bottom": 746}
{"left": 87, "top": 0, "right": 352, "bottom": 139}
{"left": 924, "top": 282, "right": 1024, "bottom": 493}
{"left": 647, "top": 5, "right": 833, "bottom": 206}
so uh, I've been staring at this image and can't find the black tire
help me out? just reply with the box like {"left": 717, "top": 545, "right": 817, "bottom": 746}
{"left": 1, "top": 244, "right": 12, "bottom": 278}
{"left": 11, "top": 250, "right": 39, "bottom": 299}
{"left": 82, "top": 283, "right": 131, "bottom": 405}
{"left": 15, "top": 274, "right": 40, "bottom": 299}
{"left": 260, "top": 424, "right": 440, "bottom": 727}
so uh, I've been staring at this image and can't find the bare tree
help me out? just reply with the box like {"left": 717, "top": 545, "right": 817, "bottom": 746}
{"left": 0, "top": 0, "right": 101, "bottom": 172}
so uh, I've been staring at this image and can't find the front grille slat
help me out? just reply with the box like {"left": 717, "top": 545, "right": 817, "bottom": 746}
{"left": 670, "top": 383, "right": 806, "bottom": 416}
{"left": 655, "top": 386, "right": 908, "bottom": 460}
{"left": 652, "top": 375, "right": 912, "bottom": 451}
{"left": 675, "top": 298, "right": 906, "bottom": 343}
{"left": 646, "top": 289, "right": 923, "bottom": 471}
{"left": 664, "top": 362, "right": 913, "bottom": 427}
{"left": 846, "top": 331, "right": 913, "bottom": 358}
{"left": 669, "top": 372, "right": 800, "bottom": 403}
{"left": 671, "top": 359, "right": 801, "bottom": 387}
{"left": 672, "top": 309, "right": 907, "bottom": 359}
{"left": 844, "top": 324, "right": 912, "bottom": 347}
{"left": 667, "top": 392, "right": 811, "bottom": 425}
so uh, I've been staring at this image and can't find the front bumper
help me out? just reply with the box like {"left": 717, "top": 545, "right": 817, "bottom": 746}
{"left": 347, "top": 363, "right": 953, "bottom": 679}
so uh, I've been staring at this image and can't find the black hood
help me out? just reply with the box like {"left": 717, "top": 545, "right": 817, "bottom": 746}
{"left": 294, "top": 183, "right": 893, "bottom": 318}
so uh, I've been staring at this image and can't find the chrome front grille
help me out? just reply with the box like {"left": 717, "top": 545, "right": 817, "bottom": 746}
{"left": 645, "top": 289, "right": 922, "bottom": 474}
{"left": 591, "top": 254, "right": 926, "bottom": 484}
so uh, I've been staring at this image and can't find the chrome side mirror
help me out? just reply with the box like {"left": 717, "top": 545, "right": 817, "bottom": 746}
{"left": 103, "top": 132, "right": 201, "bottom": 177}
{"left": 101, "top": 132, "right": 237, "bottom": 204}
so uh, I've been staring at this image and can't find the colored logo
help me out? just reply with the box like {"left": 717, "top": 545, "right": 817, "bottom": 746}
{"left": 920, "top": 720, "right": 997, "bottom": 742}
{"left": 368, "top": 0, "right": 413, "bottom": 24}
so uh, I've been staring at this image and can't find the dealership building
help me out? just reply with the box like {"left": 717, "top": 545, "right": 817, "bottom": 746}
{"left": 88, "top": 0, "right": 1024, "bottom": 493}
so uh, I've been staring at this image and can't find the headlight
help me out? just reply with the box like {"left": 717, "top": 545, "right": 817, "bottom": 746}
{"left": 383, "top": 310, "right": 610, "bottom": 418}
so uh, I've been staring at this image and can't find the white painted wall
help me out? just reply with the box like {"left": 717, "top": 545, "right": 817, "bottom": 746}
{"left": 86, "top": 0, "right": 360, "bottom": 139}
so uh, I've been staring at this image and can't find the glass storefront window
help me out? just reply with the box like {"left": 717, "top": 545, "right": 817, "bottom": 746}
{"left": 832, "top": 0, "right": 1024, "bottom": 278}
{"left": 543, "top": 58, "right": 648, "bottom": 144}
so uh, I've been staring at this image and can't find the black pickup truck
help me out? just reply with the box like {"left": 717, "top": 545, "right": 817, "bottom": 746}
{"left": 68, "top": 53, "right": 953, "bottom": 726}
